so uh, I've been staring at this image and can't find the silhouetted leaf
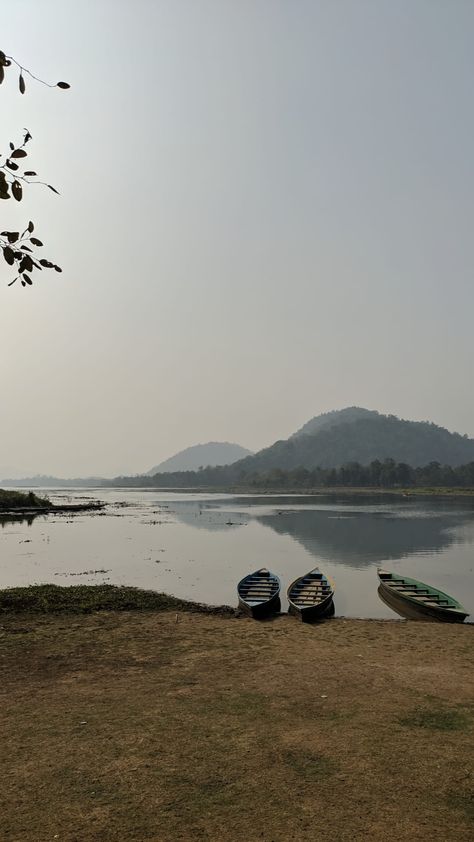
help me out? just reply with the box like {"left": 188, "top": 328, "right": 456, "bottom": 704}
{"left": 7, "top": 232, "right": 19, "bottom": 243}
{"left": 7, "top": 276, "right": 18, "bottom": 287}
{"left": 54, "top": 265, "right": 62, "bottom": 273}
{"left": 47, "top": 184, "right": 60, "bottom": 194}
{"left": 39, "top": 259, "right": 54, "bottom": 268}
{"left": 3, "top": 246, "right": 15, "bottom": 265}
{"left": 57, "top": 81, "right": 70, "bottom": 89}
{"left": 24, "top": 171, "right": 37, "bottom": 176}
{"left": 19, "top": 254, "right": 33, "bottom": 273}
{"left": 22, "top": 273, "right": 32, "bottom": 285}
{"left": 28, "top": 220, "right": 34, "bottom": 233}
{"left": 19, "top": 73, "right": 25, "bottom": 94}
{"left": 20, "top": 245, "right": 32, "bottom": 252}
{"left": 11, "top": 180, "right": 22, "bottom": 201}
{"left": 0, "top": 65, "right": 4, "bottom": 85}
{"left": 11, "top": 149, "right": 27, "bottom": 158}
{"left": 30, "top": 237, "right": 43, "bottom": 246}
{"left": 6, "top": 160, "right": 19, "bottom": 171}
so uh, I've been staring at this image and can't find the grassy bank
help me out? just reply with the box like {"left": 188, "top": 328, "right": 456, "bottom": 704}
{"left": 0, "top": 610, "right": 472, "bottom": 842}
{"left": 0, "top": 488, "right": 50, "bottom": 510}
{"left": 0, "top": 584, "right": 235, "bottom": 616}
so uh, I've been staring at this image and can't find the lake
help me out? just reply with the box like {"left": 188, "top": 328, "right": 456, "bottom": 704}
{"left": 1, "top": 488, "right": 473, "bottom": 621}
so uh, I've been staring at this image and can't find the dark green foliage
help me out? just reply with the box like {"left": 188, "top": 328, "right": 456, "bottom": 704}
{"left": 399, "top": 707, "right": 471, "bottom": 731}
{"left": 0, "top": 584, "right": 236, "bottom": 615}
{"left": 109, "top": 458, "right": 474, "bottom": 490}
{"left": 0, "top": 489, "right": 50, "bottom": 510}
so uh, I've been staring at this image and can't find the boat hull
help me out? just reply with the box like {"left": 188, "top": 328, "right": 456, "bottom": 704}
{"left": 237, "top": 568, "right": 281, "bottom": 619}
{"left": 377, "top": 571, "right": 467, "bottom": 623}
{"left": 238, "top": 593, "right": 281, "bottom": 619}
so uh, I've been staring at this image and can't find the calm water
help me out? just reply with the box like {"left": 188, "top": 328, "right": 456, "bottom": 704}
{"left": 1, "top": 488, "right": 474, "bottom": 621}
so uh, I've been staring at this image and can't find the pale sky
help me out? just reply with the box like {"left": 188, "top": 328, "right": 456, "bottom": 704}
{"left": 1, "top": 0, "right": 474, "bottom": 477}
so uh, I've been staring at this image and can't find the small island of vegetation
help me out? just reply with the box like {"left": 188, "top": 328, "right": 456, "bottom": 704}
{"left": 0, "top": 489, "right": 50, "bottom": 511}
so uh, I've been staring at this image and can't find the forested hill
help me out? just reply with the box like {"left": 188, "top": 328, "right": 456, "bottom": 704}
{"left": 235, "top": 413, "right": 474, "bottom": 472}
{"left": 147, "top": 442, "right": 252, "bottom": 475}
{"left": 291, "top": 406, "right": 379, "bottom": 438}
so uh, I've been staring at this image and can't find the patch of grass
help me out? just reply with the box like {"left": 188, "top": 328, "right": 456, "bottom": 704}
{"left": 284, "top": 748, "right": 336, "bottom": 781}
{"left": 398, "top": 707, "right": 471, "bottom": 731}
{"left": 0, "top": 584, "right": 236, "bottom": 616}
{"left": 446, "top": 790, "right": 474, "bottom": 821}
{"left": 0, "top": 488, "right": 50, "bottom": 510}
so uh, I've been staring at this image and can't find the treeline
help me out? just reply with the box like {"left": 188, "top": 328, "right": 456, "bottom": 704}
{"left": 110, "top": 459, "right": 474, "bottom": 489}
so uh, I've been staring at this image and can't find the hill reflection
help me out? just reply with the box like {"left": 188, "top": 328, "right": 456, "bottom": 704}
{"left": 173, "top": 497, "right": 474, "bottom": 568}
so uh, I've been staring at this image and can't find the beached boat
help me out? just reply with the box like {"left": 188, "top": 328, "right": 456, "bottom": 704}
{"left": 287, "top": 568, "right": 335, "bottom": 622}
{"left": 237, "top": 568, "right": 281, "bottom": 619}
{"left": 377, "top": 569, "right": 468, "bottom": 623}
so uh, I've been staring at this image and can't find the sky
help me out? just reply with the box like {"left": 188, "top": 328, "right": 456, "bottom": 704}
{"left": 1, "top": 0, "right": 474, "bottom": 477}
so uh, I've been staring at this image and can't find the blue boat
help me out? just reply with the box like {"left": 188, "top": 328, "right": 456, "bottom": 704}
{"left": 237, "top": 568, "right": 281, "bottom": 619}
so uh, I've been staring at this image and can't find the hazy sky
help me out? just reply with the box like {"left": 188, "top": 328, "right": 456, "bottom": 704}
{"left": 1, "top": 0, "right": 474, "bottom": 476}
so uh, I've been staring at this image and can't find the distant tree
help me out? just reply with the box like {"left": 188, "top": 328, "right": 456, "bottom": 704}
{"left": 0, "top": 49, "right": 70, "bottom": 287}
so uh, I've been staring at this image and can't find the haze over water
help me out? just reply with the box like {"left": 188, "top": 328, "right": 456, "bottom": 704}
{"left": 1, "top": 489, "right": 473, "bottom": 621}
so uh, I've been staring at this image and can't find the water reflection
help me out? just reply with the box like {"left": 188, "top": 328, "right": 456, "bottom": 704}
{"left": 173, "top": 497, "right": 474, "bottom": 568}
{"left": 0, "top": 513, "right": 39, "bottom": 528}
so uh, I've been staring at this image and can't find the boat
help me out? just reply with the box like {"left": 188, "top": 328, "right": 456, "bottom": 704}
{"left": 237, "top": 568, "right": 281, "bottom": 619}
{"left": 287, "top": 568, "right": 335, "bottom": 622}
{"left": 377, "top": 569, "right": 468, "bottom": 623}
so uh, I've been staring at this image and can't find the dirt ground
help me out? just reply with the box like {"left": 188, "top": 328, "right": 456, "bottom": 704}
{"left": 0, "top": 611, "right": 473, "bottom": 842}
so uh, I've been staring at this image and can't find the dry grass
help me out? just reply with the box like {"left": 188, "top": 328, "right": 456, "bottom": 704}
{"left": 0, "top": 612, "right": 473, "bottom": 841}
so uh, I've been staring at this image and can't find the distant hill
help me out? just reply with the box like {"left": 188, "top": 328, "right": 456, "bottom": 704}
{"left": 147, "top": 442, "right": 253, "bottom": 475}
{"left": 233, "top": 409, "right": 474, "bottom": 473}
{"left": 0, "top": 475, "right": 105, "bottom": 488}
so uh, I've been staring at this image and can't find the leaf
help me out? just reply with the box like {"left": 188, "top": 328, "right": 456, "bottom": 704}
{"left": 54, "top": 265, "right": 63, "bottom": 273}
{"left": 0, "top": 66, "right": 3, "bottom": 85}
{"left": 22, "top": 273, "right": 32, "bottom": 285}
{"left": 28, "top": 220, "right": 34, "bottom": 233}
{"left": 11, "top": 149, "right": 27, "bottom": 158}
{"left": 19, "top": 73, "right": 25, "bottom": 94}
{"left": 48, "top": 184, "right": 60, "bottom": 194}
{"left": 30, "top": 238, "right": 43, "bottom": 246}
{"left": 19, "top": 254, "right": 33, "bottom": 273}
{"left": 39, "top": 259, "right": 54, "bottom": 268}
{"left": 0, "top": 190, "right": 10, "bottom": 200}
{"left": 0, "top": 51, "right": 6, "bottom": 65}
{"left": 3, "top": 246, "right": 15, "bottom": 265}
{"left": 7, "top": 232, "right": 19, "bottom": 243}
{"left": 20, "top": 245, "right": 32, "bottom": 252}
{"left": 12, "top": 180, "right": 22, "bottom": 201}
{"left": 7, "top": 276, "right": 18, "bottom": 287}
{"left": 24, "top": 171, "right": 37, "bottom": 176}
{"left": 57, "top": 81, "right": 70, "bottom": 89}
{"left": 9, "top": 141, "right": 14, "bottom": 151}
{"left": 6, "top": 160, "right": 19, "bottom": 171}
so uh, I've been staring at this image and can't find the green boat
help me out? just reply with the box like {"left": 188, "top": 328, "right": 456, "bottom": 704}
{"left": 377, "top": 569, "right": 468, "bottom": 623}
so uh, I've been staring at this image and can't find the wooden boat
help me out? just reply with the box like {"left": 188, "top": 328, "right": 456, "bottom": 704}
{"left": 287, "top": 568, "right": 335, "bottom": 622}
{"left": 237, "top": 568, "right": 281, "bottom": 619}
{"left": 377, "top": 569, "right": 468, "bottom": 623}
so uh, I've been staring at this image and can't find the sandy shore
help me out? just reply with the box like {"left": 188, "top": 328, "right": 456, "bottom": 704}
{"left": 1, "top": 611, "right": 473, "bottom": 841}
